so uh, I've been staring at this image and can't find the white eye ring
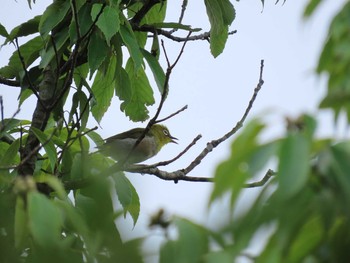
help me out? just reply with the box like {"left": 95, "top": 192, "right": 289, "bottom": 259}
{"left": 163, "top": 129, "right": 169, "bottom": 136}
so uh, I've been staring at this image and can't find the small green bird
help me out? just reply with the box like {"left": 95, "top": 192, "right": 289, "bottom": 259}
{"left": 98, "top": 124, "right": 177, "bottom": 163}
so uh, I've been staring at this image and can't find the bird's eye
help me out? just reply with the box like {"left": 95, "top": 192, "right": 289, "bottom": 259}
{"left": 163, "top": 129, "right": 169, "bottom": 136}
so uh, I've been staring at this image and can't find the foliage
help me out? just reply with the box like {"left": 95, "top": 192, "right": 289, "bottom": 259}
{"left": 1, "top": 0, "right": 350, "bottom": 262}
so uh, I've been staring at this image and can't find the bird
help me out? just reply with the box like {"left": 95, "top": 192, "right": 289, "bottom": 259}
{"left": 97, "top": 124, "right": 177, "bottom": 164}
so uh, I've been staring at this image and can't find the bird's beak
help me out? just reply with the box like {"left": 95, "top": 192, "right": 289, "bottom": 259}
{"left": 170, "top": 135, "right": 178, "bottom": 144}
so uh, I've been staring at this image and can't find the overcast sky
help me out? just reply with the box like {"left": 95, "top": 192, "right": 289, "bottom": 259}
{"left": 0, "top": 0, "right": 346, "bottom": 261}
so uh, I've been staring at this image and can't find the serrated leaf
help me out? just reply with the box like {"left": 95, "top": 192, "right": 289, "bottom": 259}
{"left": 141, "top": 49, "right": 165, "bottom": 94}
{"left": 69, "top": 4, "right": 93, "bottom": 43}
{"left": 6, "top": 16, "right": 40, "bottom": 43}
{"left": 39, "top": 27, "right": 69, "bottom": 69}
{"left": 39, "top": 0, "right": 70, "bottom": 37}
{"left": 119, "top": 22, "right": 143, "bottom": 71}
{"left": 122, "top": 59, "right": 155, "bottom": 121}
{"left": 31, "top": 127, "right": 57, "bottom": 173}
{"left": 88, "top": 29, "right": 109, "bottom": 74}
{"left": 91, "top": 55, "right": 117, "bottom": 123}
{"left": 28, "top": 192, "right": 63, "bottom": 247}
{"left": 112, "top": 173, "right": 140, "bottom": 225}
{"left": 91, "top": 4, "right": 120, "bottom": 45}
{"left": 0, "top": 36, "right": 44, "bottom": 79}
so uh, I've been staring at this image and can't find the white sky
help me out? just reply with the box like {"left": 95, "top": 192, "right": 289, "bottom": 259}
{"left": 0, "top": 0, "right": 347, "bottom": 261}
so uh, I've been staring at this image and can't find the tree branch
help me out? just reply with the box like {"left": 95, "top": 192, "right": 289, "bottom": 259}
{"left": 0, "top": 76, "right": 20, "bottom": 87}
{"left": 126, "top": 60, "right": 267, "bottom": 183}
{"left": 135, "top": 25, "right": 237, "bottom": 42}
{"left": 130, "top": 0, "right": 163, "bottom": 26}
{"left": 18, "top": 67, "right": 56, "bottom": 177}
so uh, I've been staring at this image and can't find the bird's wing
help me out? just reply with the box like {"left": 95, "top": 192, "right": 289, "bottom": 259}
{"left": 105, "top": 128, "right": 145, "bottom": 143}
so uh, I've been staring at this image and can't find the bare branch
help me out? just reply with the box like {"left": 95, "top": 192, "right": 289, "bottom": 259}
{"left": 156, "top": 105, "right": 188, "bottom": 123}
{"left": 150, "top": 134, "right": 202, "bottom": 167}
{"left": 244, "top": 169, "right": 276, "bottom": 188}
{"left": 136, "top": 25, "right": 237, "bottom": 42}
{"left": 0, "top": 76, "right": 20, "bottom": 87}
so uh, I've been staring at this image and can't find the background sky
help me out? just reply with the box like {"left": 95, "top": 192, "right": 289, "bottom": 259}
{"left": 0, "top": 0, "right": 346, "bottom": 261}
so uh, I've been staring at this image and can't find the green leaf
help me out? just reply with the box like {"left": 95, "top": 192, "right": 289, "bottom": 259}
{"left": 204, "top": 0, "right": 235, "bottom": 57}
{"left": 0, "top": 23, "right": 9, "bottom": 39}
{"left": 303, "top": 0, "right": 323, "bottom": 17}
{"left": 119, "top": 22, "right": 143, "bottom": 71}
{"left": 142, "top": 1, "right": 167, "bottom": 23}
{"left": 69, "top": 4, "right": 94, "bottom": 44}
{"left": 28, "top": 192, "right": 63, "bottom": 247}
{"left": 86, "top": 130, "right": 104, "bottom": 146}
{"left": 141, "top": 49, "right": 166, "bottom": 94}
{"left": 69, "top": 90, "right": 89, "bottom": 131}
{"left": 39, "top": 27, "right": 69, "bottom": 69}
{"left": 122, "top": 59, "right": 155, "bottom": 121}
{"left": 210, "top": 120, "right": 265, "bottom": 206}
{"left": 115, "top": 65, "right": 132, "bottom": 104}
{"left": 31, "top": 127, "right": 57, "bottom": 173}
{"left": 205, "top": 251, "right": 233, "bottom": 263}
{"left": 0, "top": 139, "right": 20, "bottom": 167}
{"left": 91, "top": 54, "right": 117, "bottom": 123}
{"left": 160, "top": 218, "right": 209, "bottom": 263}
{"left": 287, "top": 216, "right": 324, "bottom": 263}
{"left": 14, "top": 196, "right": 29, "bottom": 250}
{"left": 277, "top": 132, "right": 310, "bottom": 199}
{"left": 71, "top": 153, "right": 85, "bottom": 180}
{"left": 0, "top": 36, "right": 44, "bottom": 79}
{"left": 6, "top": 15, "right": 41, "bottom": 43}
{"left": 42, "top": 175, "right": 69, "bottom": 201}
{"left": 39, "top": 0, "right": 70, "bottom": 37}
{"left": 91, "top": 4, "right": 120, "bottom": 45}
{"left": 19, "top": 89, "right": 35, "bottom": 108}
{"left": 112, "top": 173, "right": 140, "bottom": 225}
{"left": 88, "top": 29, "right": 109, "bottom": 75}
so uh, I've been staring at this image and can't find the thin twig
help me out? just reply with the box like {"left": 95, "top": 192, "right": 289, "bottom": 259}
{"left": 14, "top": 38, "right": 43, "bottom": 107}
{"left": 156, "top": 105, "right": 188, "bottom": 123}
{"left": 244, "top": 169, "right": 276, "bottom": 188}
{"left": 136, "top": 25, "right": 237, "bottom": 42}
{"left": 150, "top": 134, "right": 202, "bottom": 167}
{"left": 0, "top": 96, "right": 3, "bottom": 126}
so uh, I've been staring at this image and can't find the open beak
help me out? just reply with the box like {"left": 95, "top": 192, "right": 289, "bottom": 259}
{"left": 170, "top": 135, "right": 178, "bottom": 144}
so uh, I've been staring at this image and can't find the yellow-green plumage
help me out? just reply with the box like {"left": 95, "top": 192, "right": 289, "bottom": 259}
{"left": 98, "top": 124, "right": 177, "bottom": 163}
